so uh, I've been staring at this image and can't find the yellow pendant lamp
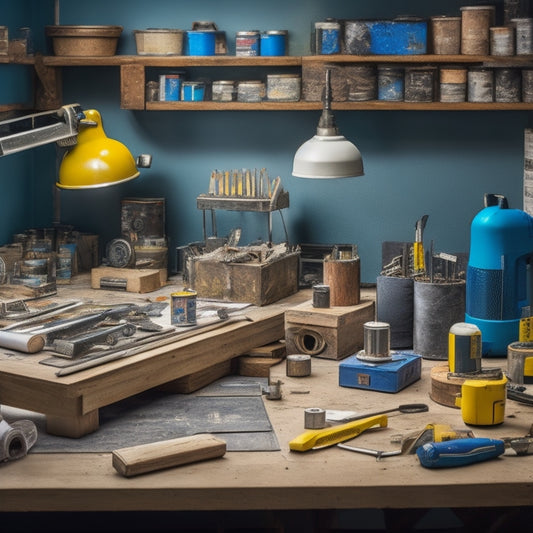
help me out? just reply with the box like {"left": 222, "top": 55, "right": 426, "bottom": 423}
{"left": 57, "top": 109, "right": 140, "bottom": 189}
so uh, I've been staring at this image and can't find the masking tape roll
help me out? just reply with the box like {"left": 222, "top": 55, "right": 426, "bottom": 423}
{"left": 304, "top": 407, "right": 326, "bottom": 429}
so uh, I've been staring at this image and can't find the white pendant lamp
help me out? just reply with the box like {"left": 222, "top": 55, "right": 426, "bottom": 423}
{"left": 292, "top": 68, "right": 364, "bottom": 179}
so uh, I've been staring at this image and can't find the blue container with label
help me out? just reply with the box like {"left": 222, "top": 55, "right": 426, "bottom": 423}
{"left": 314, "top": 21, "right": 340, "bottom": 54}
{"left": 159, "top": 73, "right": 182, "bottom": 101}
{"left": 187, "top": 30, "right": 216, "bottom": 55}
{"left": 181, "top": 81, "right": 205, "bottom": 101}
{"left": 260, "top": 30, "right": 288, "bottom": 56}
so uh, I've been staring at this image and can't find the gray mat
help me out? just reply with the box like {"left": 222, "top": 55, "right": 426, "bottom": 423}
{"left": 10, "top": 377, "right": 280, "bottom": 453}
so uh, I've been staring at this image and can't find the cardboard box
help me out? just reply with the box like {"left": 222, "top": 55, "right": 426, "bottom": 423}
{"left": 188, "top": 251, "right": 300, "bottom": 306}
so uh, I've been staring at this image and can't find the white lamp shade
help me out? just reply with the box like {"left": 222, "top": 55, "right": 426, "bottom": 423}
{"left": 292, "top": 135, "right": 364, "bottom": 179}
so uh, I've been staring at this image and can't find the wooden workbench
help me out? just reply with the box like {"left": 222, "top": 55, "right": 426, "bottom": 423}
{"left": 1, "top": 279, "right": 533, "bottom": 529}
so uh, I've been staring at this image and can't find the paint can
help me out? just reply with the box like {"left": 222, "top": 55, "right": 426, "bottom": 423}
{"left": 181, "top": 81, "right": 205, "bottom": 101}
{"left": 377, "top": 65, "right": 404, "bottom": 101}
{"left": 312, "top": 284, "right": 330, "bottom": 308}
{"left": 266, "top": 73, "right": 301, "bottom": 101}
{"left": 171, "top": 290, "right": 197, "bottom": 326}
{"left": 345, "top": 64, "right": 377, "bottom": 101}
{"left": 235, "top": 30, "right": 260, "bottom": 56}
{"left": 439, "top": 67, "right": 467, "bottom": 103}
{"left": 260, "top": 30, "right": 287, "bottom": 56}
{"left": 314, "top": 20, "right": 341, "bottom": 55}
{"left": 145, "top": 80, "right": 159, "bottom": 102}
{"left": 523, "top": 69, "right": 533, "bottom": 102}
{"left": 495, "top": 67, "right": 521, "bottom": 102}
{"left": 186, "top": 30, "right": 216, "bottom": 55}
{"left": 56, "top": 245, "right": 72, "bottom": 284}
{"left": 507, "top": 341, "right": 533, "bottom": 384}
{"left": 448, "top": 322, "right": 482, "bottom": 374}
{"left": 158, "top": 73, "right": 182, "bottom": 101}
{"left": 467, "top": 67, "right": 494, "bottom": 102}
{"left": 121, "top": 197, "right": 165, "bottom": 242}
{"left": 490, "top": 26, "right": 515, "bottom": 56}
{"left": 343, "top": 20, "right": 371, "bottom": 54}
{"left": 404, "top": 66, "right": 436, "bottom": 103}
{"left": 512, "top": 18, "right": 533, "bottom": 54}
{"left": 460, "top": 5, "right": 495, "bottom": 55}
{"left": 430, "top": 15, "right": 461, "bottom": 54}
{"left": 236, "top": 80, "right": 265, "bottom": 102}
{"left": 212, "top": 80, "right": 235, "bottom": 102}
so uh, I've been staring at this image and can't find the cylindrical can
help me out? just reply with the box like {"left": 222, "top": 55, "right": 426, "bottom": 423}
{"left": 467, "top": 67, "right": 494, "bottom": 102}
{"left": 404, "top": 66, "right": 436, "bottom": 102}
{"left": 304, "top": 407, "right": 326, "bottom": 429}
{"left": 343, "top": 20, "right": 371, "bottom": 55}
{"left": 360, "top": 321, "right": 391, "bottom": 360}
{"left": 121, "top": 197, "right": 166, "bottom": 242}
{"left": 237, "top": 80, "right": 265, "bottom": 102}
{"left": 171, "top": 290, "right": 197, "bottom": 326}
{"left": 260, "top": 30, "right": 288, "bottom": 56}
{"left": 507, "top": 341, "right": 533, "bottom": 384}
{"left": 186, "top": 30, "right": 216, "bottom": 55}
{"left": 235, "top": 30, "right": 260, "bottom": 56}
{"left": 430, "top": 16, "right": 461, "bottom": 54}
{"left": 312, "top": 284, "right": 330, "bottom": 308}
{"left": 495, "top": 67, "right": 521, "bottom": 102}
{"left": 212, "top": 80, "right": 236, "bottom": 101}
{"left": 523, "top": 68, "right": 533, "bottom": 102}
{"left": 181, "top": 81, "right": 205, "bottom": 101}
{"left": 378, "top": 65, "right": 404, "bottom": 101}
{"left": 490, "top": 26, "right": 515, "bottom": 56}
{"left": 345, "top": 64, "right": 377, "bottom": 101}
{"left": 440, "top": 67, "right": 467, "bottom": 103}
{"left": 448, "top": 322, "right": 482, "bottom": 374}
{"left": 512, "top": 18, "right": 533, "bottom": 54}
{"left": 286, "top": 354, "right": 312, "bottom": 377}
{"left": 145, "top": 80, "right": 159, "bottom": 102}
{"left": 460, "top": 5, "right": 495, "bottom": 55}
{"left": 266, "top": 73, "right": 301, "bottom": 101}
{"left": 314, "top": 21, "right": 341, "bottom": 54}
{"left": 158, "top": 73, "right": 182, "bottom": 101}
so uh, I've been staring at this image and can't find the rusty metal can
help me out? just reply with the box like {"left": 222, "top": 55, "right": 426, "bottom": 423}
{"left": 171, "top": 290, "right": 197, "bottom": 326}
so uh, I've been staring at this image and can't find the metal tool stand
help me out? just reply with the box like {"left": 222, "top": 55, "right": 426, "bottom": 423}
{"left": 196, "top": 190, "right": 290, "bottom": 244}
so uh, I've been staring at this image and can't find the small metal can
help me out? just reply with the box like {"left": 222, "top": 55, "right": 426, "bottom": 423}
{"left": 314, "top": 21, "right": 341, "bottom": 54}
{"left": 260, "top": 30, "right": 288, "bottom": 56}
{"left": 171, "top": 290, "right": 197, "bottom": 326}
{"left": 181, "top": 81, "right": 206, "bottom": 101}
{"left": 312, "top": 284, "right": 330, "bottom": 308}
{"left": 237, "top": 80, "right": 265, "bottom": 102}
{"left": 159, "top": 73, "right": 183, "bottom": 101}
{"left": 235, "top": 30, "right": 260, "bottom": 56}
{"left": 212, "top": 80, "right": 236, "bottom": 101}
{"left": 266, "top": 73, "right": 301, "bottom": 101}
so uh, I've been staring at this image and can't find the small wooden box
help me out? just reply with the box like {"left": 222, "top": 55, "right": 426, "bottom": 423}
{"left": 284, "top": 299, "right": 375, "bottom": 360}
{"left": 188, "top": 251, "right": 300, "bottom": 306}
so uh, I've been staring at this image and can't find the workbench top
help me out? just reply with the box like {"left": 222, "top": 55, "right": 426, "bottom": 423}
{"left": 1, "top": 280, "right": 533, "bottom": 513}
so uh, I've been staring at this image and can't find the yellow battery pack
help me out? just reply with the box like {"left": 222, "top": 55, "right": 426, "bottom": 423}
{"left": 455, "top": 376, "right": 507, "bottom": 426}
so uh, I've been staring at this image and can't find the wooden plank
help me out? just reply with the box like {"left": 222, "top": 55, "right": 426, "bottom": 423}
{"left": 91, "top": 266, "right": 162, "bottom": 293}
{"left": 238, "top": 356, "right": 283, "bottom": 377}
{"left": 120, "top": 64, "right": 145, "bottom": 110}
{"left": 243, "top": 341, "right": 286, "bottom": 359}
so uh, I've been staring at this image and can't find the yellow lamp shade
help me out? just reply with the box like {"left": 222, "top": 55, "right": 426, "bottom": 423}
{"left": 57, "top": 109, "right": 140, "bottom": 189}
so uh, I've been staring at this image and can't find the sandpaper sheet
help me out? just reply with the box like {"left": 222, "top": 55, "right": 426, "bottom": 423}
{"left": 2, "top": 377, "right": 280, "bottom": 453}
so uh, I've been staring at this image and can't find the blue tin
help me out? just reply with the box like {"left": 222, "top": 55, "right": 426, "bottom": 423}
{"left": 260, "top": 30, "right": 288, "bottom": 56}
{"left": 378, "top": 65, "right": 404, "bottom": 101}
{"left": 159, "top": 73, "right": 182, "bottom": 101}
{"left": 314, "top": 21, "right": 340, "bottom": 54}
{"left": 187, "top": 30, "right": 216, "bottom": 55}
{"left": 181, "top": 81, "right": 205, "bottom": 101}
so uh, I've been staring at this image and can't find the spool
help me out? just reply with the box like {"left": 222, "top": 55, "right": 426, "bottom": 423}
{"left": 507, "top": 341, "right": 533, "bottom": 384}
{"left": 376, "top": 275, "right": 414, "bottom": 349}
{"left": 495, "top": 67, "right": 521, "bottom": 102}
{"left": 323, "top": 256, "right": 360, "bottom": 306}
{"left": 171, "top": 290, "right": 197, "bottom": 326}
{"left": 357, "top": 321, "right": 392, "bottom": 362}
{"left": 460, "top": 5, "right": 495, "bottom": 55}
{"left": 430, "top": 16, "right": 461, "bottom": 54}
{"left": 439, "top": 67, "right": 467, "bottom": 103}
{"left": 490, "top": 26, "right": 515, "bottom": 56}
{"left": 345, "top": 64, "right": 377, "bottom": 101}
{"left": 448, "top": 322, "right": 482, "bottom": 374}
{"left": 304, "top": 407, "right": 326, "bottom": 429}
{"left": 286, "top": 354, "right": 312, "bottom": 377}
{"left": 413, "top": 280, "right": 466, "bottom": 360}
{"left": 312, "top": 284, "right": 330, "bottom": 308}
{"left": 404, "top": 66, "right": 436, "bottom": 103}
{"left": 512, "top": 18, "right": 533, "bottom": 54}
{"left": 377, "top": 65, "right": 404, "bottom": 101}
{"left": 467, "top": 67, "right": 494, "bottom": 102}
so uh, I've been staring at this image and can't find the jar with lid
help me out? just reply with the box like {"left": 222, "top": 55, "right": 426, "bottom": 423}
{"left": 212, "top": 80, "right": 236, "bottom": 101}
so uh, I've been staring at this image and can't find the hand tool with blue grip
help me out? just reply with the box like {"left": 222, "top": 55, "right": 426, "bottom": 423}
{"left": 416, "top": 438, "right": 505, "bottom": 468}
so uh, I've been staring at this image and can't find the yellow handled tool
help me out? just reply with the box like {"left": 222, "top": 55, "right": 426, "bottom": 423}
{"left": 289, "top": 414, "right": 388, "bottom": 452}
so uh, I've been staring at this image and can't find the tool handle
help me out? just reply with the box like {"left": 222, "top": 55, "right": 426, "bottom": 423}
{"left": 416, "top": 438, "right": 505, "bottom": 468}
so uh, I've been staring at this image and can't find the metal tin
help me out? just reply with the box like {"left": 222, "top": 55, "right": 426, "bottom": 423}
{"left": 495, "top": 67, "right": 521, "bottom": 102}
{"left": 181, "top": 81, "right": 205, "bottom": 101}
{"left": 448, "top": 322, "right": 482, "bottom": 374}
{"left": 439, "top": 67, "right": 467, "bottom": 102}
{"left": 378, "top": 65, "right": 404, "bottom": 101}
{"left": 212, "top": 80, "right": 236, "bottom": 101}
{"left": 158, "top": 73, "right": 182, "bottom": 101}
{"left": 237, "top": 80, "right": 265, "bottom": 102}
{"left": 460, "top": 5, "right": 495, "bottom": 55}
{"left": 512, "top": 18, "right": 533, "bottom": 54}
{"left": 145, "top": 80, "right": 159, "bottom": 102}
{"left": 235, "top": 30, "right": 260, "bottom": 56}
{"left": 345, "top": 64, "right": 377, "bottom": 101}
{"left": 260, "top": 30, "right": 288, "bottom": 56}
{"left": 490, "top": 26, "right": 515, "bottom": 56}
{"left": 523, "top": 68, "right": 533, "bottom": 102}
{"left": 404, "top": 66, "right": 436, "bottom": 102}
{"left": 430, "top": 16, "right": 461, "bottom": 54}
{"left": 171, "top": 290, "right": 197, "bottom": 326}
{"left": 314, "top": 21, "right": 341, "bottom": 54}
{"left": 121, "top": 197, "right": 166, "bottom": 242}
{"left": 467, "top": 67, "right": 494, "bottom": 102}
{"left": 266, "top": 73, "right": 301, "bottom": 101}
{"left": 312, "top": 284, "right": 330, "bottom": 308}
{"left": 186, "top": 30, "right": 216, "bottom": 55}
{"left": 357, "top": 321, "right": 392, "bottom": 362}
{"left": 0, "top": 26, "right": 8, "bottom": 56}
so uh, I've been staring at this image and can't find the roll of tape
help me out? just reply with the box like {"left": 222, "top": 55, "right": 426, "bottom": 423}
{"left": 286, "top": 354, "right": 312, "bottom": 377}
{"left": 304, "top": 407, "right": 326, "bottom": 429}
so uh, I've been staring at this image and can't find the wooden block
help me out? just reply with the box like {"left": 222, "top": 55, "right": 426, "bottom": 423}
{"left": 430, "top": 365, "right": 464, "bottom": 408}
{"left": 112, "top": 434, "right": 227, "bottom": 477}
{"left": 285, "top": 299, "right": 375, "bottom": 360}
{"left": 91, "top": 266, "right": 162, "bottom": 293}
{"left": 238, "top": 356, "right": 284, "bottom": 377}
{"left": 244, "top": 341, "right": 286, "bottom": 359}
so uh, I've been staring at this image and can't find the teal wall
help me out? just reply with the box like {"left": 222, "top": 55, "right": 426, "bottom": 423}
{"left": 1, "top": 0, "right": 530, "bottom": 282}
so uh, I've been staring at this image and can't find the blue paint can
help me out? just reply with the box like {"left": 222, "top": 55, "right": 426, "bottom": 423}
{"left": 314, "top": 21, "right": 341, "bottom": 54}
{"left": 260, "top": 30, "right": 288, "bottom": 56}
{"left": 187, "top": 30, "right": 216, "bottom": 55}
{"left": 378, "top": 65, "right": 404, "bottom": 101}
{"left": 171, "top": 290, "right": 197, "bottom": 326}
{"left": 181, "top": 81, "right": 206, "bottom": 101}
{"left": 159, "top": 73, "right": 182, "bottom": 101}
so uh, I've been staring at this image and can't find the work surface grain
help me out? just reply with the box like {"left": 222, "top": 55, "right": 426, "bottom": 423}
{"left": 1, "top": 281, "right": 533, "bottom": 512}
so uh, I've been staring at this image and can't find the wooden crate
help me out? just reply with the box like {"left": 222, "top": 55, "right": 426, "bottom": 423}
{"left": 285, "top": 299, "right": 375, "bottom": 360}
{"left": 188, "top": 251, "right": 300, "bottom": 306}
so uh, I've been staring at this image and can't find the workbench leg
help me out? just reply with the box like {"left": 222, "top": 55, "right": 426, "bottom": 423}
{"left": 46, "top": 409, "right": 99, "bottom": 438}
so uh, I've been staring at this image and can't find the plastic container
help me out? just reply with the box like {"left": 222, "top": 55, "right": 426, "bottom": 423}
{"left": 134, "top": 29, "right": 184, "bottom": 55}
